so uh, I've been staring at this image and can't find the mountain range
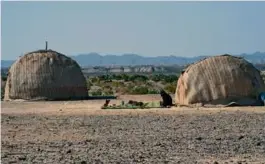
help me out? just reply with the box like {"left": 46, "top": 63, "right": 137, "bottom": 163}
{"left": 1, "top": 51, "right": 264, "bottom": 68}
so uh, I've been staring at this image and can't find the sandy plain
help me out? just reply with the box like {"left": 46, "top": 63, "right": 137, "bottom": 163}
{"left": 1, "top": 95, "right": 265, "bottom": 164}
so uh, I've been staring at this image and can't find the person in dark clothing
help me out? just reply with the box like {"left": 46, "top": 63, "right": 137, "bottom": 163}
{"left": 160, "top": 89, "right": 173, "bottom": 107}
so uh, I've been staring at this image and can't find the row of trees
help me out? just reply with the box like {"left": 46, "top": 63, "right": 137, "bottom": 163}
{"left": 93, "top": 74, "right": 179, "bottom": 83}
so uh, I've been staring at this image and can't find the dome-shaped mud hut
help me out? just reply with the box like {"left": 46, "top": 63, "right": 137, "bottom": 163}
{"left": 4, "top": 49, "right": 88, "bottom": 101}
{"left": 175, "top": 54, "right": 265, "bottom": 106}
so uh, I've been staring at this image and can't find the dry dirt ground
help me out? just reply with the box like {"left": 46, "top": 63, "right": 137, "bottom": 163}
{"left": 1, "top": 95, "right": 265, "bottom": 164}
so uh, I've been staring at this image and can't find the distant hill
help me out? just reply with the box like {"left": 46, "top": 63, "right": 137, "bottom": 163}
{"left": 1, "top": 52, "right": 265, "bottom": 68}
{"left": 69, "top": 51, "right": 265, "bottom": 67}
{"left": 1, "top": 60, "right": 15, "bottom": 68}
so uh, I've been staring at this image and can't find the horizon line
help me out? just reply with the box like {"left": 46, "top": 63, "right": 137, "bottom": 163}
{"left": 1, "top": 50, "right": 264, "bottom": 61}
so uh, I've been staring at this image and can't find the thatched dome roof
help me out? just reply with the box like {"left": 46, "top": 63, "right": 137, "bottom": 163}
{"left": 4, "top": 49, "right": 88, "bottom": 101}
{"left": 175, "top": 54, "right": 265, "bottom": 106}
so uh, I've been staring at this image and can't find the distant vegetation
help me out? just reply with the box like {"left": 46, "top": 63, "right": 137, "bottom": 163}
{"left": 87, "top": 70, "right": 265, "bottom": 96}
{"left": 1, "top": 74, "right": 7, "bottom": 100}
{"left": 87, "top": 74, "right": 179, "bottom": 96}
{"left": 261, "top": 71, "right": 265, "bottom": 83}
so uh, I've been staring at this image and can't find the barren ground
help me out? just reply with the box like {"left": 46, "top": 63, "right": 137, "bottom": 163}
{"left": 1, "top": 95, "right": 265, "bottom": 164}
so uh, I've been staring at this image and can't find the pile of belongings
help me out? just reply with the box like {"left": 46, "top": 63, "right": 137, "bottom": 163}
{"left": 101, "top": 90, "right": 174, "bottom": 109}
{"left": 224, "top": 92, "right": 265, "bottom": 107}
{"left": 101, "top": 100, "right": 162, "bottom": 109}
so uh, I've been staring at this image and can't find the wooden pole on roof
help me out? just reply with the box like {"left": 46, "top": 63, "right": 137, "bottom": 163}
{"left": 45, "top": 41, "right": 48, "bottom": 50}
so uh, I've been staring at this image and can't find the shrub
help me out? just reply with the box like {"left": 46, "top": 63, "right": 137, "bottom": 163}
{"left": 261, "top": 71, "right": 265, "bottom": 83}
{"left": 129, "top": 75, "right": 148, "bottom": 82}
{"left": 121, "top": 74, "right": 129, "bottom": 81}
{"left": 2, "top": 76, "right": 7, "bottom": 81}
{"left": 86, "top": 80, "right": 92, "bottom": 90}
{"left": 164, "top": 83, "right": 176, "bottom": 94}
{"left": 1, "top": 79, "right": 6, "bottom": 100}
{"left": 150, "top": 74, "right": 178, "bottom": 83}
{"left": 163, "top": 75, "right": 178, "bottom": 83}
{"left": 150, "top": 74, "right": 161, "bottom": 82}
{"left": 130, "top": 86, "right": 149, "bottom": 94}
{"left": 98, "top": 75, "right": 112, "bottom": 82}
{"left": 117, "top": 87, "right": 129, "bottom": 94}
{"left": 148, "top": 89, "right": 159, "bottom": 94}
{"left": 103, "top": 90, "right": 114, "bottom": 96}
{"left": 112, "top": 74, "right": 129, "bottom": 81}
{"left": 103, "top": 85, "right": 112, "bottom": 90}
{"left": 1, "top": 89, "right": 4, "bottom": 100}
{"left": 90, "top": 77, "right": 99, "bottom": 83}
{"left": 111, "top": 81, "right": 125, "bottom": 88}
{"left": 90, "top": 89, "right": 103, "bottom": 96}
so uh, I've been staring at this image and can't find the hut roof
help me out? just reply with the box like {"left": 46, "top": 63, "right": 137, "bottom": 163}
{"left": 175, "top": 54, "right": 265, "bottom": 106}
{"left": 4, "top": 49, "right": 88, "bottom": 101}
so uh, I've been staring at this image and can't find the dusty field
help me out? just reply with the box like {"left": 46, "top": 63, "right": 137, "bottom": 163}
{"left": 1, "top": 95, "right": 265, "bottom": 164}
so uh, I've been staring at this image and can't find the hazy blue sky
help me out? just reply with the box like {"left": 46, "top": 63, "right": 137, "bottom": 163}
{"left": 2, "top": 1, "right": 265, "bottom": 60}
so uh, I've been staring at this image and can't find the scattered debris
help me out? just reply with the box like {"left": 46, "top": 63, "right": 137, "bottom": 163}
{"left": 101, "top": 100, "right": 161, "bottom": 109}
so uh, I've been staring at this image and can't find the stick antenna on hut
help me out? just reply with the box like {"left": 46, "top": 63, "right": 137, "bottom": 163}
{"left": 45, "top": 41, "right": 48, "bottom": 50}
